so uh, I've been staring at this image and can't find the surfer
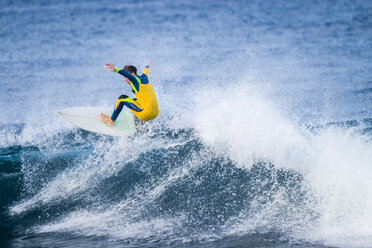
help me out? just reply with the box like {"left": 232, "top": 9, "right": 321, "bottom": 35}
{"left": 100, "top": 60, "right": 159, "bottom": 126}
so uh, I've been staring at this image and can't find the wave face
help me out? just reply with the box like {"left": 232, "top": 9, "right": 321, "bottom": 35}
{"left": 1, "top": 0, "right": 372, "bottom": 247}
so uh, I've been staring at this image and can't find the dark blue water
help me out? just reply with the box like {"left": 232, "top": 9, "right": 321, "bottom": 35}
{"left": 1, "top": 0, "right": 372, "bottom": 247}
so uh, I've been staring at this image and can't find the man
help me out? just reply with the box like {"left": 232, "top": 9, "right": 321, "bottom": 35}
{"left": 100, "top": 60, "right": 159, "bottom": 126}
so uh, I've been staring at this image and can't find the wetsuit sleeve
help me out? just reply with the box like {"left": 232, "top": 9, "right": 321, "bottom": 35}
{"left": 115, "top": 67, "right": 140, "bottom": 93}
{"left": 142, "top": 66, "right": 149, "bottom": 76}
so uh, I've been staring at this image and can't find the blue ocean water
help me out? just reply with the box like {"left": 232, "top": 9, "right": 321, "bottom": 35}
{"left": 1, "top": 0, "right": 372, "bottom": 247}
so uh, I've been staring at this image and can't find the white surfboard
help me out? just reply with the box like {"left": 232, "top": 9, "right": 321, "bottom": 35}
{"left": 58, "top": 107, "right": 137, "bottom": 136}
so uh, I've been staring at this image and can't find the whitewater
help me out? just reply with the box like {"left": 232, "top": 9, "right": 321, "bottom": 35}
{"left": 1, "top": 0, "right": 371, "bottom": 247}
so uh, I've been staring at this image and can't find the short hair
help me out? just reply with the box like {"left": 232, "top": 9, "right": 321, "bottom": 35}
{"left": 123, "top": 65, "right": 137, "bottom": 75}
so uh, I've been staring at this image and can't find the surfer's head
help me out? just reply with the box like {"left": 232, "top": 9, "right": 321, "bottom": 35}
{"left": 123, "top": 65, "right": 137, "bottom": 85}
{"left": 124, "top": 65, "right": 137, "bottom": 75}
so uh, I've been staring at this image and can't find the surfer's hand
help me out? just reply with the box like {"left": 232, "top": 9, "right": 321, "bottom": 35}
{"left": 105, "top": 63, "right": 115, "bottom": 71}
{"left": 146, "top": 60, "right": 152, "bottom": 67}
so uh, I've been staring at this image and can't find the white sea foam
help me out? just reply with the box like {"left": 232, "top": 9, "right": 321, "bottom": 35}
{"left": 194, "top": 85, "right": 308, "bottom": 170}
{"left": 36, "top": 144, "right": 208, "bottom": 242}
{"left": 10, "top": 131, "right": 188, "bottom": 215}
{"left": 193, "top": 84, "right": 372, "bottom": 247}
{"left": 9, "top": 79, "right": 371, "bottom": 247}
{"left": 5, "top": 69, "right": 371, "bottom": 248}
{"left": 20, "top": 82, "right": 372, "bottom": 247}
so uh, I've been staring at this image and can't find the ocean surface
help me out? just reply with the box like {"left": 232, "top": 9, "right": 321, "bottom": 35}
{"left": 1, "top": 0, "right": 372, "bottom": 247}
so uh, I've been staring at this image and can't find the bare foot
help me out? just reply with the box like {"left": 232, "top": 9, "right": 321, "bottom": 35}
{"left": 100, "top": 113, "right": 114, "bottom": 127}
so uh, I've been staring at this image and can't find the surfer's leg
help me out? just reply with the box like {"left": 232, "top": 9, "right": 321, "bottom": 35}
{"left": 111, "top": 95, "right": 143, "bottom": 121}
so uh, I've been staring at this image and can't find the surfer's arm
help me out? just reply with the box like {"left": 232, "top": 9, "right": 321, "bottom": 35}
{"left": 142, "top": 67, "right": 149, "bottom": 76}
{"left": 142, "top": 60, "right": 152, "bottom": 76}
{"left": 105, "top": 63, "right": 136, "bottom": 82}
{"left": 115, "top": 68, "right": 137, "bottom": 82}
{"left": 114, "top": 68, "right": 140, "bottom": 92}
